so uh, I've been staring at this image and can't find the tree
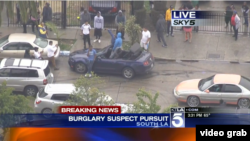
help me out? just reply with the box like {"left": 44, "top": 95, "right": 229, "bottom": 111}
{"left": 128, "top": 89, "right": 179, "bottom": 113}
{"left": 123, "top": 16, "right": 142, "bottom": 51}
{"left": 0, "top": 81, "right": 33, "bottom": 138}
{"left": 55, "top": 73, "right": 114, "bottom": 110}
{"left": 0, "top": 1, "right": 39, "bottom": 33}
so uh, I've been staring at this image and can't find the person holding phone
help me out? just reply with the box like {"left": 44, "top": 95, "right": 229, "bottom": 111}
{"left": 34, "top": 47, "right": 44, "bottom": 59}
{"left": 47, "top": 41, "right": 59, "bottom": 70}
{"left": 85, "top": 45, "right": 96, "bottom": 78}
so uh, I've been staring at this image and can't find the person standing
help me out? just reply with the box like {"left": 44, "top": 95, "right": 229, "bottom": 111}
{"left": 79, "top": 7, "right": 84, "bottom": 27}
{"left": 140, "top": 27, "right": 151, "bottom": 51}
{"left": 80, "top": 8, "right": 91, "bottom": 27}
{"left": 192, "top": 5, "right": 200, "bottom": 32}
{"left": 42, "top": 3, "right": 52, "bottom": 30}
{"left": 16, "top": 3, "right": 21, "bottom": 24}
{"left": 110, "top": 32, "right": 122, "bottom": 59}
{"left": 179, "top": 4, "right": 185, "bottom": 31}
{"left": 156, "top": 14, "right": 167, "bottom": 47}
{"left": 38, "top": 22, "right": 47, "bottom": 38}
{"left": 33, "top": 47, "right": 43, "bottom": 59}
{"left": 93, "top": 11, "right": 104, "bottom": 43}
{"left": 149, "top": 1, "right": 154, "bottom": 10}
{"left": 85, "top": 45, "right": 96, "bottom": 78}
{"left": 242, "top": 2, "right": 249, "bottom": 27}
{"left": 47, "top": 41, "right": 59, "bottom": 70}
{"left": 81, "top": 21, "right": 91, "bottom": 50}
{"left": 115, "top": 10, "right": 126, "bottom": 39}
{"left": 225, "top": 5, "right": 232, "bottom": 28}
{"left": 165, "top": 5, "right": 174, "bottom": 37}
{"left": 30, "top": 8, "right": 40, "bottom": 33}
{"left": 231, "top": 11, "right": 240, "bottom": 41}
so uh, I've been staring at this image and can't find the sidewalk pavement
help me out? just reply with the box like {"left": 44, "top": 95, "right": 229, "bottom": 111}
{"left": 1, "top": 26, "right": 250, "bottom": 62}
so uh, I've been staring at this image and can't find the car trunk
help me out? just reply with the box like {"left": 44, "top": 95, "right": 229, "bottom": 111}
{"left": 90, "top": 1, "right": 117, "bottom": 14}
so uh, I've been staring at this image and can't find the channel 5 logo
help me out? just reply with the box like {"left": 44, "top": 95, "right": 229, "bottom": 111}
{"left": 170, "top": 108, "right": 185, "bottom": 128}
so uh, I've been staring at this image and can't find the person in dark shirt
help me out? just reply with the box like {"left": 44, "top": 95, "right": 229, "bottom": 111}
{"left": 225, "top": 6, "right": 232, "bottom": 28}
{"left": 42, "top": 3, "right": 52, "bottom": 30}
{"left": 242, "top": 2, "right": 249, "bottom": 27}
{"left": 24, "top": 50, "right": 31, "bottom": 58}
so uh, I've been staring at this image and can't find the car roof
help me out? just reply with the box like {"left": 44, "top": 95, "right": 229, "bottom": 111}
{"left": 8, "top": 33, "right": 36, "bottom": 43}
{"left": 213, "top": 74, "right": 241, "bottom": 84}
{"left": 45, "top": 84, "right": 75, "bottom": 94}
{"left": 0, "top": 58, "right": 48, "bottom": 69}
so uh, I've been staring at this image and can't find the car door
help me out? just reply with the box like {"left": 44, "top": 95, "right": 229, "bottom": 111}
{"left": 0, "top": 42, "right": 19, "bottom": 58}
{"left": 48, "top": 94, "right": 70, "bottom": 110}
{"left": 220, "top": 84, "right": 242, "bottom": 104}
{"left": 18, "top": 43, "right": 35, "bottom": 58}
{"left": 0, "top": 68, "right": 11, "bottom": 87}
{"left": 9, "top": 68, "right": 30, "bottom": 92}
{"left": 93, "top": 56, "right": 117, "bottom": 73}
{"left": 201, "top": 84, "right": 223, "bottom": 104}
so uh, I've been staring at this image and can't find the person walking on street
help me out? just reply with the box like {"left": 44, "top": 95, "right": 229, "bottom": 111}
{"left": 110, "top": 32, "right": 122, "bottom": 59}
{"left": 42, "top": 3, "right": 52, "bottom": 30}
{"left": 93, "top": 11, "right": 104, "bottom": 43}
{"left": 242, "top": 2, "right": 249, "bottom": 27}
{"left": 115, "top": 10, "right": 126, "bottom": 39}
{"left": 47, "top": 41, "right": 59, "bottom": 70}
{"left": 81, "top": 21, "right": 91, "bottom": 50}
{"left": 16, "top": 3, "right": 21, "bottom": 24}
{"left": 165, "top": 5, "right": 174, "bottom": 37}
{"left": 231, "top": 11, "right": 240, "bottom": 41}
{"left": 38, "top": 22, "right": 47, "bottom": 38}
{"left": 140, "top": 27, "right": 151, "bottom": 51}
{"left": 225, "top": 5, "right": 232, "bottom": 28}
{"left": 80, "top": 8, "right": 91, "bottom": 27}
{"left": 192, "top": 5, "right": 200, "bottom": 32}
{"left": 183, "top": 25, "right": 192, "bottom": 42}
{"left": 156, "top": 14, "right": 167, "bottom": 47}
{"left": 85, "top": 45, "right": 96, "bottom": 78}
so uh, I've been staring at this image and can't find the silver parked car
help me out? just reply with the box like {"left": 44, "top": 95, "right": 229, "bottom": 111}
{"left": 0, "top": 58, "right": 54, "bottom": 96}
{"left": 174, "top": 74, "right": 250, "bottom": 108}
{"left": 34, "top": 84, "right": 134, "bottom": 116}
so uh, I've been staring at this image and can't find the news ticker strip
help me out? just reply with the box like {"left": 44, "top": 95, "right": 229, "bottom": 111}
{"left": 196, "top": 125, "right": 249, "bottom": 140}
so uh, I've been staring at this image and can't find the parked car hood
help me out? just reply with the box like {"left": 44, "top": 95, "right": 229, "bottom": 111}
{"left": 176, "top": 79, "right": 201, "bottom": 93}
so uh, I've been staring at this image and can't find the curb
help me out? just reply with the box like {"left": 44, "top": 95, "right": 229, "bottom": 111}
{"left": 154, "top": 57, "right": 250, "bottom": 64}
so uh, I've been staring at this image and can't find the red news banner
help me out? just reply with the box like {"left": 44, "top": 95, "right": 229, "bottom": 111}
{"left": 59, "top": 106, "right": 122, "bottom": 114}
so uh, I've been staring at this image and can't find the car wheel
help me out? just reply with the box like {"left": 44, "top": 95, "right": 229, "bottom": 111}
{"left": 24, "top": 86, "right": 38, "bottom": 97}
{"left": 187, "top": 96, "right": 200, "bottom": 107}
{"left": 75, "top": 62, "right": 87, "bottom": 73}
{"left": 122, "top": 67, "right": 134, "bottom": 79}
{"left": 238, "top": 98, "right": 250, "bottom": 108}
{"left": 42, "top": 108, "right": 53, "bottom": 118}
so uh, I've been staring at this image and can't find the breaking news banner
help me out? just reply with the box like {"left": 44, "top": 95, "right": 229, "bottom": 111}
{"left": 196, "top": 125, "right": 250, "bottom": 140}
{"left": 59, "top": 106, "right": 122, "bottom": 114}
{"left": 171, "top": 10, "right": 219, "bottom": 26}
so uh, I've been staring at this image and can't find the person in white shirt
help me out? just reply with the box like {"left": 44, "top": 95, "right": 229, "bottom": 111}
{"left": 81, "top": 21, "right": 91, "bottom": 49}
{"left": 34, "top": 47, "right": 43, "bottom": 59}
{"left": 140, "top": 27, "right": 151, "bottom": 51}
{"left": 47, "top": 41, "right": 59, "bottom": 70}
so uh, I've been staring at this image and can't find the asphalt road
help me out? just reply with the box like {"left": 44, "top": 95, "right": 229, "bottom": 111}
{"left": 51, "top": 57, "right": 250, "bottom": 112}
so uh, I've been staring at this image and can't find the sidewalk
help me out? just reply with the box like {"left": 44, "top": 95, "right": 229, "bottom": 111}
{"left": 1, "top": 26, "right": 250, "bottom": 62}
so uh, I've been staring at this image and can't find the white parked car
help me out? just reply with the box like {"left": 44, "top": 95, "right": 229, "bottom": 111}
{"left": 0, "top": 33, "right": 60, "bottom": 59}
{"left": 34, "top": 84, "right": 135, "bottom": 117}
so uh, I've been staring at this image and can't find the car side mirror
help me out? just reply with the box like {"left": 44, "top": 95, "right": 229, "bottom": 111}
{"left": 205, "top": 89, "right": 209, "bottom": 93}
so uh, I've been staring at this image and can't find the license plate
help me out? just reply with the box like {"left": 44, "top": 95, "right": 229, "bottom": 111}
{"left": 151, "top": 64, "right": 153, "bottom": 68}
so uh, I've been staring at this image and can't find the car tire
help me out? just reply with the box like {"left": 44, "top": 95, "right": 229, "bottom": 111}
{"left": 75, "top": 62, "right": 87, "bottom": 74}
{"left": 24, "top": 86, "right": 38, "bottom": 97}
{"left": 237, "top": 98, "right": 250, "bottom": 108}
{"left": 122, "top": 67, "right": 135, "bottom": 79}
{"left": 187, "top": 96, "right": 200, "bottom": 107}
{"left": 42, "top": 108, "right": 53, "bottom": 118}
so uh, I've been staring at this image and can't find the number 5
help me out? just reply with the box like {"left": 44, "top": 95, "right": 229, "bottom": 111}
{"left": 172, "top": 113, "right": 183, "bottom": 127}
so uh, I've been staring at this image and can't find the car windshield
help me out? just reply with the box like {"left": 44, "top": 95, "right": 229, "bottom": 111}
{"left": 38, "top": 88, "right": 48, "bottom": 98}
{"left": 239, "top": 76, "right": 250, "bottom": 90}
{"left": 34, "top": 37, "right": 48, "bottom": 48}
{"left": 0, "top": 35, "right": 9, "bottom": 47}
{"left": 198, "top": 75, "right": 215, "bottom": 91}
{"left": 96, "top": 46, "right": 109, "bottom": 56}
